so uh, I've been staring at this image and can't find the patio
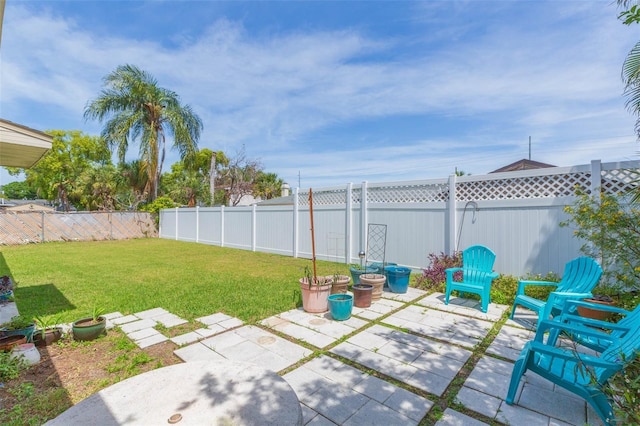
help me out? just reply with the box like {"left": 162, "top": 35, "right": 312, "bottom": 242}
{"left": 43, "top": 288, "right": 604, "bottom": 425}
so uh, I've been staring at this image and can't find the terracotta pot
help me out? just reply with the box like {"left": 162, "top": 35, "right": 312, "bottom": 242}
{"left": 0, "top": 334, "right": 26, "bottom": 352}
{"left": 299, "top": 278, "right": 332, "bottom": 313}
{"left": 577, "top": 298, "right": 616, "bottom": 320}
{"left": 33, "top": 327, "right": 63, "bottom": 347}
{"left": 353, "top": 284, "right": 373, "bottom": 308}
{"left": 359, "top": 274, "right": 386, "bottom": 302}
{"left": 327, "top": 275, "right": 350, "bottom": 294}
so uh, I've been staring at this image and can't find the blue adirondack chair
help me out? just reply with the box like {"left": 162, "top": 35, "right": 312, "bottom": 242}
{"left": 506, "top": 318, "right": 640, "bottom": 425}
{"left": 548, "top": 299, "right": 640, "bottom": 353}
{"left": 509, "top": 257, "right": 602, "bottom": 324}
{"left": 444, "top": 245, "right": 498, "bottom": 313}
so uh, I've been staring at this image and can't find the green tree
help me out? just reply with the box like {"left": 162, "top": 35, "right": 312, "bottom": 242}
{"left": 253, "top": 171, "right": 284, "bottom": 200}
{"left": 561, "top": 191, "right": 640, "bottom": 291}
{"left": 84, "top": 64, "right": 203, "bottom": 201}
{"left": 161, "top": 149, "right": 229, "bottom": 206}
{"left": 77, "top": 164, "right": 122, "bottom": 211}
{"left": 8, "top": 130, "right": 111, "bottom": 211}
{"left": 0, "top": 181, "right": 37, "bottom": 200}
{"left": 618, "top": 1, "right": 640, "bottom": 203}
{"left": 119, "top": 160, "right": 150, "bottom": 210}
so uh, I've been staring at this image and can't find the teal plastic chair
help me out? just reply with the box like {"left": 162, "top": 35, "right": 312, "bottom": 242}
{"left": 509, "top": 257, "right": 602, "bottom": 324}
{"left": 444, "top": 245, "right": 498, "bottom": 313}
{"left": 506, "top": 318, "right": 640, "bottom": 425}
{"left": 548, "top": 299, "right": 640, "bottom": 353}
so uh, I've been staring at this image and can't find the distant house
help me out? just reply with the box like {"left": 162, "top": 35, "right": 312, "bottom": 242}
{"left": 6, "top": 202, "right": 54, "bottom": 212}
{"left": 490, "top": 159, "right": 556, "bottom": 173}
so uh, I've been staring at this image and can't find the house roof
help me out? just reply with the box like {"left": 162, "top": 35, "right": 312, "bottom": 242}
{"left": 490, "top": 159, "right": 556, "bottom": 173}
{"left": 0, "top": 118, "right": 53, "bottom": 168}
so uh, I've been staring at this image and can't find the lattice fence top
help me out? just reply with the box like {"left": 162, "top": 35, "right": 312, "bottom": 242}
{"left": 456, "top": 172, "right": 592, "bottom": 201}
{"left": 295, "top": 161, "right": 639, "bottom": 205}
{"left": 299, "top": 189, "right": 348, "bottom": 206}
{"left": 601, "top": 168, "right": 638, "bottom": 195}
{"left": 367, "top": 183, "right": 449, "bottom": 203}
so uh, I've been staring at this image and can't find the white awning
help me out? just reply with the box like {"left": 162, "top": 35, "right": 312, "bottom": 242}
{"left": 0, "top": 119, "right": 52, "bottom": 168}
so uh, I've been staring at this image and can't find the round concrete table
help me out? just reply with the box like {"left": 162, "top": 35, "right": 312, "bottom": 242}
{"left": 45, "top": 360, "right": 303, "bottom": 425}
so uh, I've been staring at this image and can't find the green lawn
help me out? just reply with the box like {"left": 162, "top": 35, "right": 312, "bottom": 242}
{"left": 1, "top": 239, "right": 350, "bottom": 324}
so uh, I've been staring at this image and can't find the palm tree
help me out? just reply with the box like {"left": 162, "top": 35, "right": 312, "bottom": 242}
{"left": 84, "top": 64, "right": 203, "bottom": 201}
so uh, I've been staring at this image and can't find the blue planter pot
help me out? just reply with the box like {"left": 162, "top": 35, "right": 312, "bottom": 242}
{"left": 349, "top": 266, "right": 377, "bottom": 285}
{"left": 384, "top": 266, "right": 411, "bottom": 294}
{"left": 328, "top": 294, "right": 353, "bottom": 321}
{"left": 372, "top": 262, "right": 398, "bottom": 288}
{"left": 0, "top": 324, "right": 36, "bottom": 343}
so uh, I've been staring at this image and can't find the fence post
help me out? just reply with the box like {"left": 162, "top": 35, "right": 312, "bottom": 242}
{"left": 196, "top": 206, "right": 200, "bottom": 243}
{"left": 252, "top": 204, "right": 257, "bottom": 251}
{"left": 590, "top": 159, "right": 602, "bottom": 198}
{"left": 293, "top": 187, "right": 299, "bottom": 258}
{"left": 41, "top": 211, "right": 45, "bottom": 243}
{"left": 220, "top": 205, "right": 225, "bottom": 247}
{"left": 360, "top": 181, "right": 368, "bottom": 256}
{"left": 447, "top": 174, "right": 457, "bottom": 254}
{"left": 175, "top": 207, "right": 179, "bottom": 240}
{"left": 345, "top": 182, "right": 353, "bottom": 264}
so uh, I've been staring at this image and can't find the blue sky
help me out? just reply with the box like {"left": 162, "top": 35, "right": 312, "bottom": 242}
{"left": 1, "top": 1, "right": 639, "bottom": 189}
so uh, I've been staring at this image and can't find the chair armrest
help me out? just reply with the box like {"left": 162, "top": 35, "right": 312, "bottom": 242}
{"left": 445, "top": 267, "right": 463, "bottom": 282}
{"left": 536, "top": 319, "right": 624, "bottom": 344}
{"left": 556, "top": 313, "right": 631, "bottom": 333}
{"left": 527, "top": 340, "right": 622, "bottom": 371}
{"left": 562, "top": 299, "right": 629, "bottom": 316}
{"left": 515, "top": 280, "right": 559, "bottom": 296}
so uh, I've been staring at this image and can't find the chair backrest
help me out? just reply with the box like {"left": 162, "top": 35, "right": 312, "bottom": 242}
{"left": 462, "top": 245, "right": 496, "bottom": 282}
{"left": 557, "top": 257, "right": 602, "bottom": 293}
{"left": 597, "top": 321, "right": 640, "bottom": 383}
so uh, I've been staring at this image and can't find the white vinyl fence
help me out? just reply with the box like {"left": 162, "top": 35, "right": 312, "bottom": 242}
{"left": 159, "top": 160, "right": 639, "bottom": 277}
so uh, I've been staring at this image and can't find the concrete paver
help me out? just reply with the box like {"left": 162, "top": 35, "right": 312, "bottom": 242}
{"left": 435, "top": 408, "right": 489, "bottom": 426}
{"left": 284, "top": 355, "right": 432, "bottom": 426}
{"left": 41, "top": 293, "right": 604, "bottom": 426}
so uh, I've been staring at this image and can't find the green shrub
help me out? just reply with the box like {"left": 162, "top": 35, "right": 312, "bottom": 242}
{"left": 562, "top": 191, "right": 640, "bottom": 292}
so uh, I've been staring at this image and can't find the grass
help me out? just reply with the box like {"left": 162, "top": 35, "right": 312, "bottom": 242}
{"left": 0, "top": 238, "right": 351, "bottom": 324}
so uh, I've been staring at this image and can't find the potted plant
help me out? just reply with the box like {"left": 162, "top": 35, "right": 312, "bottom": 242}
{"left": 384, "top": 266, "right": 412, "bottom": 294}
{"left": 0, "top": 315, "right": 36, "bottom": 342}
{"left": 0, "top": 275, "right": 13, "bottom": 301}
{"left": 327, "top": 293, "right": 353, "bottom": 321}
{"left": 359, "top": 273, "right": 386, "bottom": 302}
{"left": 0, "top": 334, "right": 27, "bottom": 352}
{"left": 352, "top": 283, "right": 373, "bottom": 308}
{"left": 72, "top": 307, "right": 107, "bottom": 341}
{"left": 299, "top": 267, "right": 332, "bottom": 313}
{"left": 349, "top": 264, "right": 377, "bottom": 285}
{"left": 33, "top": 315, "right": 64, "bottom": 347}
{"left": 577, "top": 294, "right": 617, "bottom": 320}
{"left": 327, "top": 272, "right": 350, "bottom": 294}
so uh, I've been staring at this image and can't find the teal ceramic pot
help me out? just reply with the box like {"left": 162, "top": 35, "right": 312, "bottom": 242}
{"left": 72, "top": 317, "right": 106, "bottom": 341}
{"left": 328, "top": 294, "right": 353, "bottom": 321}
{"left": 384, "top": 266, "right": 412, "bottom": 294}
